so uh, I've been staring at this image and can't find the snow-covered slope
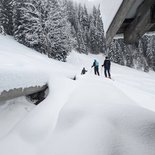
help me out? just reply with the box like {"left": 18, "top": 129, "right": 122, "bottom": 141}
{"left": 0, "top": 35, "right": 155, "bottom": 155}
{"left": 0, "top": 35, "right": 49, "bottom": 93}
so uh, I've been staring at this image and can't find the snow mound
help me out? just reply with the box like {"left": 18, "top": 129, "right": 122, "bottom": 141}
{"left": 38, "top": 76, "right": 155, "bottom": 155}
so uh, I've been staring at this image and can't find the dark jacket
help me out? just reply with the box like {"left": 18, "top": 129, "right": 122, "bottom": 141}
{"left": 103, "top": 59, "right": 111, "bottom": 69}
{"left": 81, "top": 68, "right": 87, "bottom": 75}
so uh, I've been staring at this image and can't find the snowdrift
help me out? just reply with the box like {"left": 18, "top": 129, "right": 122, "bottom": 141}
{"left": 0, "top": 34, "right": 155, "bottom": 155}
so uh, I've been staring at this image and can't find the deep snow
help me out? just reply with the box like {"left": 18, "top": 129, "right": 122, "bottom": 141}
{"left": 0, "top": 35, "right": 155, "bottom": 155}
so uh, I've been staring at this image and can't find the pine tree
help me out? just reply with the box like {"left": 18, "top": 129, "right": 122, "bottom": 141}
{"left": 96, "top": 6, "right": 105, "bottom": 53}
{"left": 76, "top": 22, "right": 86, "bottom": 53}
{"left": 66, "top": 0, "right": 78, "bottom": 50}
{"left": 45, "top": 0, "right": 71, "bottom": 61}
{"left": 108, "top": 36, "right": 153, "bottom": 72}
{"left": 13, "top": 0, "right": 24, "bottom": 43}
{"left": 89, "top": 6, "right": 105, "bottom": 54}
{"left": 13, "top": 0, "right": 44, "bottom": 52}
{"left": 0, "top": 0, "right": 14, "bottom": 35}
{"left": 66, "top": 0, "right": 77, "bottom": 27}
{"left": 89, "top": 15, "right": 97, "bottom": 54}
{"left": 0, "top": 1, "right": 5, "bottom": 34}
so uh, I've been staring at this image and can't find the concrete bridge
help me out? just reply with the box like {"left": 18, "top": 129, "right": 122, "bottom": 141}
{"left": 106, "top": 0, "right": 155, "bottom": 45}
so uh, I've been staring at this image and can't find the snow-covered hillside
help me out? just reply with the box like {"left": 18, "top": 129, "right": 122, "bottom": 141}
{"left": 0, "top": 34, "right": 155, "bottom": 155}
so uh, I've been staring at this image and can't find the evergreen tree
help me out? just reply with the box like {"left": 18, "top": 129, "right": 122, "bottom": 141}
{"left": 13, "top": 0, "right": 42, "bottom": 51}
{"left": 0, "top": 0, "right": 14, "bottom": 35}
{"left": 96, "top": 6, "right": 105, "bottom": 53}
{"left": 45, "top": 0, "right": 71, "bottom": 61}
{"left": 76, "top": 22, "right": 86, "bottom": 53}
{"left": 108, "top": 36, "right": 154, "bottom": 72}
{"left": 66, "top": 0, "right": 78, "bottom": 50}
{"left": 13, "top": 0, "right": 24, "bottom": 43}
{"left": 89, "top": 15, "right": 97, "bottom": 54}
{"left": 89, "top": 6, "right": 105, "bottom": 54}
{"left": 66, "top": 0, "right": 77, "bottom": 28}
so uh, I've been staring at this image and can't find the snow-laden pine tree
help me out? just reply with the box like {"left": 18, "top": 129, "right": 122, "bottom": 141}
{"left": 45, "top": 0, "right": 71, "bottom": 61}
{"left": 89, "top": 14, "right": 97, "bottom": 54}
{"left": 135, "top": 40, "right": 149, "bottom": 71}
{"left": 0, "top": 0, "right": 4, "bottom": 28}
{"left": 89, "top": 6, "right": 105, "bottom": 54}
{"left": 82, "top": 5, "right": 89, "bottom": 53}
{"left": 108, "top": 35, "right": 155, "bottom": 72}
{"left": 143, "top": 35, "right": 155, "bottom": 71}
{"left": 76, "top": 22, "right": 87, "bottom": 53}
{"left": 65, "top": 0, "right": 78, "bottom": 50}
{"left": 124, "top": 44, "right": 133, "bottom": 67}
{"left": 108, "top": 39, "right": 124, "bottom": 65}
{"left": 0, "top": 1, "right": 6, "bottom": 35}
{"left": 95, "top": 5, "right": 105, "bottom": 53}
{"left": 0, "top": 0, "right": 14, "bottom": 35}
{"left": 13, "top": 0, "right": 24, "bottom": 43}
{"left": 66, "top": 2, "right": 105, "bottom": 54}
{"left": 13, "top": 0, "right": 43, "bottom": 51}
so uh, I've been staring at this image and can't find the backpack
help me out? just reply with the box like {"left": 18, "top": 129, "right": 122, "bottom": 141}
{"left": 95, "top": 61, "right": 99, "bottom": 67}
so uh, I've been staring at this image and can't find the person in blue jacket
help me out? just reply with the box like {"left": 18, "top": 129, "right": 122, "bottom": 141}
{"left": 102, "top": 56, "right": 111, "bottom": 78}
{"left": 91, "top": 59, "right": 100, "bottom": 76}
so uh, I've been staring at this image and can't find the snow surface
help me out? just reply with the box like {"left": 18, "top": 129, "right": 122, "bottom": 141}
{"left": 0, "top": 35, "right": 155, "bottom": 155}
{"left": 0, "top": 35, "right": 48, "bottom": 93}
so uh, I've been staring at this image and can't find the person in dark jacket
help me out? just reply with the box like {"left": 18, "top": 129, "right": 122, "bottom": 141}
{"left": 81, "top": 67, "right": 87, "bottom": 75}
{"left": 102, "top": 57, "right": 111, "bottom": 78}
{"left": 91, "top": 59, "right": 100, "bottom": 76}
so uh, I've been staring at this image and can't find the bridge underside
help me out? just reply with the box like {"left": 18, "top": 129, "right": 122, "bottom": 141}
{"left": 106, "top": 0, "right": 155, "bottom": 45}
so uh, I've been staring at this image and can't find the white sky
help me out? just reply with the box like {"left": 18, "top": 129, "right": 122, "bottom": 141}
{"left": 72, "top": 0, "right": 123, "bottom": 33}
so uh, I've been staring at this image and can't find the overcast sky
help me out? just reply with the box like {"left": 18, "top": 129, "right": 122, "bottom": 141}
{"left": 72, "top": 0, "right": 123, "bottom": 33}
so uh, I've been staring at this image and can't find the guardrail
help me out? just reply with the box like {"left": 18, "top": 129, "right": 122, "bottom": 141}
{"left": 0, "top": 84, "right": 48, "bottom": 102}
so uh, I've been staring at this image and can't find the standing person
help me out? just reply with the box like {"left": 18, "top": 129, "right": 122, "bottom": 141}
{"left": 102, "top": 57, "right": 111, "bottom": 78}
{"left": 91, "top": 59, "right": 100, "bottom": 76}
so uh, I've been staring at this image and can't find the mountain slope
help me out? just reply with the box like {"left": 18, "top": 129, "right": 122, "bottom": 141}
{"left": 0, "top": 35, "right": 155, "bottom": 155}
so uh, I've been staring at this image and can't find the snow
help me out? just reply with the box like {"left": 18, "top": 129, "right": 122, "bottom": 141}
{"left": 0, "top": 35, "right": 48, "bottom": 93}
{"left": 0, "top": 34, "right": 155, "bottom": 155}
{"left": 0, "top": 97, "right": 35, "bottom": 139}
{"left": 114, "top": 34, "right": 124, "bottom": 39}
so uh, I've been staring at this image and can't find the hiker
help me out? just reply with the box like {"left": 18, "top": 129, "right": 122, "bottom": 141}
{"left": 91, "top": 59, "right": 100, "bottom": 76}
{"left": 102, "top": 56, "right": 111, "bottom": 78}
{"left": 81, "top": 67, "right": 87, "bottom": 75}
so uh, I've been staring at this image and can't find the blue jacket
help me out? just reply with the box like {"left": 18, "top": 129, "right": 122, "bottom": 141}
{"left": 92, "top": 60, "right": 99, "bottom": 68}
